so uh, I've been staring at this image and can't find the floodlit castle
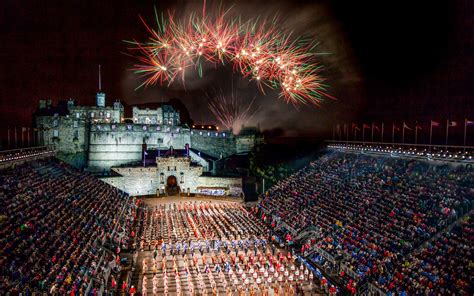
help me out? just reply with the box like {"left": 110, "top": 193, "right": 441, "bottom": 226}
{"left": 34, "top": 89, "right": 263, "bottom": 197}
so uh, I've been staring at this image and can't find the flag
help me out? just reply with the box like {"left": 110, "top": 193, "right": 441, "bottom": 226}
{"left": 448, "top": 121, "right": 457, "bottom": 127}
{"left": 363, "top": 124, "right": 370, "bottom": 129}
{"left": 467, "top": 119, "right": 474, "bottom": 125}
{"left": 393, "top": 124, "right": 400, "bottom": 131}
{"left": 373, "top": 124, "right": 380, "bottom": 131}
{"left": 415, "top": 125, "right": 422, "bottom": 130}
{"left": 431, "top": 120, "right": 440, "bottom": 127}
{"left": 403, "top": 122, "right": 412, "bottom": 130}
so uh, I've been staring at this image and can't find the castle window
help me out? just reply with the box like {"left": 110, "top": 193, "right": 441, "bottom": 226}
{"left": 157, "top": 138, "right": 163, "bottom": 144}
{"left": 73, "top": 130, "right": 79, "bottom": 138}
{"left": 180, "top": 172, "right": 184, "bottom": 183}
{"left": 91, "top": 112, "right": 95, "bottom": 118}
{"left": 73, "top": 121, "right": 78, "bottom": 128}
{"left": 53, "top": 119, "right": 58, "bottom": 127}
{"left": 167, "top": 166, "right": 170, "bottom": 171}
{"left": 76, "top": 112, "right": 80, "bottom": 118}
{"left": 160, "top": 173, "right": 164, "bottom": 183}
{"left": 106, "top": 112, "right": 111, "bottom": 118}
{"left": 53, "top": 130, "right": 59, "bottom": 137}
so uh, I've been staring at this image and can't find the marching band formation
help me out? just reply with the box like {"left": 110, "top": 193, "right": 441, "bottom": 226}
{"left": 133, "top": 202, "right": 319, "bottom": 295}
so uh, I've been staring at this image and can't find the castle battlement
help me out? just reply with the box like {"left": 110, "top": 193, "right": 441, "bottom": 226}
{"left": 35, "top": 99, "right": 263, "bottom": 172}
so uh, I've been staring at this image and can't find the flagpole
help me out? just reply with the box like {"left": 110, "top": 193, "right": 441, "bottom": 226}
{"left": 381, "top": 122, "right": 384, "bottom": 142}
{"left": 21, "top": 127, "right": 24, "bottom": 148}
{"left": 445, "top": 119, "right": 449, "bottom": 147}
{"left": 14, "top": 127, "right": 17, "bottom": 149}
{"left": 354, "top": 126, "right": 357, "bottom": 141}
{"left": 346, "top": 124, "right": 349, "bottom": 144}
{"left": 392, "top": 123, "right": 395, "bottom": 144}
{"left": 464, "top": 119, "right": 467, "bottom": 150}
{"left": 362, "top": 125, "right": 365, "bottom": 143}
{"left": 332, "top": 125, "right": 335, "bottom": 141}
{"left": 7, "top": 126, "right": 10, "bottom": 149}
{"left": 402, "top": 121, "right": 405, "bottom": 144}
{"left": 429, "top": 121, "right": 433, "bottom": 147}
{"left": 27, "top": 128, "right": 30, "bottom": 147}
{"left": 371, "top": 122, "right": 374, "bottom": 141}
{"left": 415, "top": 122, "right": 418, "bottom": 144}
{"left": 344, "top": 123, "right": 347, "bottom": 142}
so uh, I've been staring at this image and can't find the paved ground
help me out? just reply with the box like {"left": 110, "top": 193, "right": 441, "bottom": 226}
{"left": 129, "top": 196, "right": 324, "bottom": 295}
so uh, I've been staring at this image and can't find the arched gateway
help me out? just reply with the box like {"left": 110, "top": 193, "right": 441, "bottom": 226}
{"left": 166, "top": 175, "right": 180, "bottom": 196}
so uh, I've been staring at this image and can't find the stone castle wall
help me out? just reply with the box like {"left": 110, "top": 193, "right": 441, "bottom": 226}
{"left": 103, "top": 167, "right": 160, "bottom": 195}
{"left": 37, "top": 114, "right": 262, "bottom": 172}
{"left": 190, "top": 131, "right": 237, "bottom": 158}
{"left": 102, "top": 159, "right": 240, "bottom": 196}
{"left": 36, "top": 115, "right": 89, "bottom": 168}
{"left": 87, "top": 124, "right": 191, "bottom": 172}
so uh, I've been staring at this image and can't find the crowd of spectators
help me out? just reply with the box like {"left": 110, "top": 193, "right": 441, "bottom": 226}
{"left": 384, "top": 213, "right": 473, "bottom": 295}
{"left": 260, "top": 151, "right": 473, "bottom": 294}
{"left": 0, "top": 158, "right": 136, "bottom": 295}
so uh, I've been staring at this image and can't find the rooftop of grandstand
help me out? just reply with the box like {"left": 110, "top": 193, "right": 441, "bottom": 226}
{"left": 0, "top": 146, "right": 55, "bottom": 165}
{"left": 327, "top": 141, "right": 474, "bottom": 163}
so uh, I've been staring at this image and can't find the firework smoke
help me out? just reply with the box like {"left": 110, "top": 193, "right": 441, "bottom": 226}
{"left": 207, "top": 88, "right": 259, "bottom": 132}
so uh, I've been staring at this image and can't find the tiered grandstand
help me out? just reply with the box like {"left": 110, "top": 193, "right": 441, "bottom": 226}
{"left": 258, "top": 150, "right": 473, "bottom": 295}
{"left": 0, "top": 157, "right": 136, "bottom": 294}
{"left": 1, "top": 147, "right": 472, "bottom": 295}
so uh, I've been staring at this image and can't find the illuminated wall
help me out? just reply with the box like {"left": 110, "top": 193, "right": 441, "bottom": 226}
{"left": 103, "top": 156, "right": 241, "bottom": 196}
{"left": 87, "top": 124, "right": 191, "bottom": 172}
{"left": 35, "top": 101, "right": 262, "bottom": 172}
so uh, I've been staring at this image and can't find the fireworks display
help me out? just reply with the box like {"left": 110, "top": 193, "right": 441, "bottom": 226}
{"left": 207, "top": 88, "right": 259, "bottom": 131}
{"left": 127, "top": 3, "right": 333, "bottom": 106}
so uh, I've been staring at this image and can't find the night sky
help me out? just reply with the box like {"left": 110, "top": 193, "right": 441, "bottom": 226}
{"left": 0, "top": 0, "right": 472, "bottom": 140}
